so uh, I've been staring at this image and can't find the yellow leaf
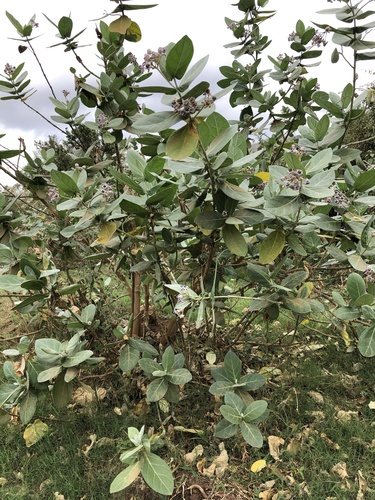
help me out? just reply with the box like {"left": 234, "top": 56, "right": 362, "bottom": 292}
{"left": 250, "top": 459, "right": 267, "bottom": 472}
{"left": 109, "top": 16, "right": 132, "bottom": 34}
{"left": 95, "top": 222, "right": 117, "bottom": 245}
{"left": 297, "top": 282, "right": 314, "bottom": 298}
{"left": 255, "top": 172, "right": 270, "bottom": 182}
{"left": 340, "top": 325, "right": 351, "bottom": 347}
{"left": 166, "top": 123, "right": 199, "bottom": 160}
{"left": 23, "top": 419, "right": 49, "bottom": 447}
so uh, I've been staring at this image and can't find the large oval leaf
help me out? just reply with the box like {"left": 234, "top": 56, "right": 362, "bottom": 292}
{"left": 166, "top": 35, "right": 194, "bottom": 80}
{"left": 141, "top": 452, "right": 174, "bottom": 495}
{"left": 222, "top": 224, "right": 248, "bottom": 257}
{"left": 109, "top": 16, "right": 132, "bottom": 34}
{"left": 259, "top": 229, "right": 285, "bottom": 264}
{"left": 166, "top": 123, "right": 199, "bottom": 160}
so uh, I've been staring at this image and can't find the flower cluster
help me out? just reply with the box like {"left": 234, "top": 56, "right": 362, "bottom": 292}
{"left": 202, "top": 89, "right": 216, "bottom": 107}
{"left": 280, "top": 169, "right": 310, "bottom": 190}
{"left": 327, "top": 187, "right": 350, "bottom": 209}
{"left": 288, "top": 31, "right": 297, "bottom": 42}
{"left": 97, "top": 113, "right": 109, "bottom": 128}
{"left": 173, "top": 285, "right": 190, "bottom": 318}
{"left": 47, "top": 187, "right": 59, "bottom": 203}
{"left": 290, "top": 144, "right": 307, "bottom": 158}
{"left": 172, "top": 97, "right": 199, "bottom": 117}
{"left": 128, "top": 53, "right": 138, "bottom": 65}
{"left": 364, "top": 266, "right": 375, "bottom": 283}
{"left": 312, "top": 30, "right": 328, "bottom": 47}
{"left": 101, "top": 182, "right": 115, "bottom": 201}
{"left": 4, "top": 63, "right": 15, "bottom": 76}
{"left": 139, "top": 47, "right": 166, "bottom": 72}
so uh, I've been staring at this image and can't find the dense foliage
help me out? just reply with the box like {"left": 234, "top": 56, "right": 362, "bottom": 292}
{"left": 0, "top": 0, "right": 375, "bottom": 495}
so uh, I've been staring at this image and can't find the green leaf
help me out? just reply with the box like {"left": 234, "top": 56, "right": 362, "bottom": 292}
{"left": 220, "top": 404, "right": 242, "bottom": 424}
{"left": 166, "top": 368, "right": 192, "bottom": 385}
{"left": 264, "top": 196, "right": 302, "bottom": 216}
{"left": 19, "top": 390, "right": 38, "bottom": 425}
{"left": 58, "top": 16, "right": 73, "bottom": 37}
{"left": 0, "top": 275, "right": 24, "bottom": 292}
{"left": 38, "top": 365, "right": 63, "bottom": 383}
{"left": 195, "top": 211, "right": 226, "bottom": 230}
{"left": 283, "top": 297, "right": 311, "bottom": 314}
{"left": 179, "top": 55, "right": 209, "bottom": 88}
{"left": 259, "top": 230, "right": 285, "bottom": 264}
{"left": 162, "top": 346, "right": 175, "bottom": 372}
{"left": 146, "top": 378, "right": 169, "bottom": 402}
{"left": 166, "top": 123, "right": 199, "bottom": 160}
{"left": 0, "top": 383, "right": 24, "bottom": 406}
{"left": 354, "top": 170, "right": 375, "bottom": 192}
{"left": 243, "top": 400, "right": 268, "bottom": 422}
{"left": 62, "top": 350, "right": 93, "bottom": 368}
{"left": 141, "top": 452, "right": 174, "bottom": 495}
{"left": 222, "top": 224, "right": 248, "bottom": 257}
{"left": 224, "top": 351, "right": 242, "bottom": 383}
{"left": 240, "top": 373, "right": 267, "bottom": 391}
{"left": 52, "top": 372, "right": 73, "bottom": 409}
{"left": 129, "top": 338, "right": 158, "bottom": 356}
{"left": 240, "top": 421, "right": 263, "bottom": 448}
{"left": 347, "top": 273, "right": 366, "bottom": 301}
{"left": 224, "top": 391, "right": 246, "bottom": 413}
{"left": 214, "top": 418, "right": 238, "bottom": 439}
{"left": 139, "top": 358, "right": 161, "bottom": 374}
{"left": 207, "top": 125, "right": 238, "bottom": 157}
{"left": 358, "top": 327, "right": 375, "bottom": 357}
{"left": 132, "top": 111, "right": 181, "bottom": 133}
{"left": 110, "top": 462, "right": 141, "bottom": 493}
{"left": 166, "top": 35, "right": 194, "bottom": 80}
{"left": 334, "top": 307, "right": 360, "bottom": 320}
{"left": 51, "top": 170, "right": 80, "bottom": 196}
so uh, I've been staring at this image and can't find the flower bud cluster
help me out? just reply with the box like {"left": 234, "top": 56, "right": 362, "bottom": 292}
{"left": 172, "top": 97, "right": 199, "bottom": 117}
{"left": 364, "top": 266, "right": 375, "bottom": 283}
{"left": 280, "top": 169, "right": 310, "bottom": 190}
{"left": 173, "top": 285, "right": 189, "bottom": 318}
{"left": 312, "top": 30, "right": 328, "bottom": 47}
{"left": 97, "top": 113, "right": 109, "bottom": 128}
{"left": 101, "top": 182, "right": 115, "bottom": 201}
{"left": 4, "top": 63, "right": 15, "bottom": 76}
{"left": 326, "top": 187, "right": 350, "bottom": 209}
{"left": 139, "top": 47, "right": 166, "bottom": 72}
{"left": 290, "top": 144, "right": 307, "bottom": 158}
{"left": 128, "top": 53, "right": 138, "bottom": 65}
{"left": 47, "top": 187, "right": 59, "bottom": 203}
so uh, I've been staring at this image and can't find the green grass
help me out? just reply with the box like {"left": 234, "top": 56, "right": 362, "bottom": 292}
{"left": 0, "top": 303, "right": 374, "bottom": 499}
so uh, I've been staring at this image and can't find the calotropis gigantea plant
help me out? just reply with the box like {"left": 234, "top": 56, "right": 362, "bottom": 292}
{"left": 0, "top": 0, "right": 375, "bottom": 493}
{"left": 0, "top": 1, "right": 373, "bottom": 380}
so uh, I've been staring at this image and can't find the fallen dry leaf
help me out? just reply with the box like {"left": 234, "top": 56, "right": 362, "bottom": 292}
{"left": 336, "top": 410, "right": 358, "bottom": 423}
{"left": 54, "top": 493, "right": 65, "bottom": 500}
{"left": 368, "top": 401, "right": 375, "bottom": 410}
{"left": 268, "top": 436, "right": 284, "bottom": 460}
{"left": 196, "top": 458, "right": 206, "bottom": 474}
{"left": 82, "top": 434, "right": 96, "bottom": 455}
{"left": 184, "top": 444, "right": 204, "bottom": 465}
{"left": 308, "top": 391, "right": 324, "bottom": 404}
{"left": 356, "top": 470, "right": 368, "bottom": 500}
{"left": 259, "top": 490, "right": 274, "bottom": 500}
{"left": 202, "top": 462, "right": 216, "bottom": 478}
{"left": 0, "top": 477, "right": 7, "bottom": 487}
{"left": 332, "top": 462, "right": 350, "bottom": 489}
{"left": 212, "top": 442, "right": 228, "bottom": 478}
{"left": 23, "top": 419, "right": 49, "bottom": 448}
{"left": 286, "top": 438, "right": 301, "bottom": 454}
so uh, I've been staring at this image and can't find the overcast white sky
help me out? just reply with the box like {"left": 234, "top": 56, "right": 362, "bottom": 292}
{"left": 0, "top": 0, "right": 374, "bottom": 182}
